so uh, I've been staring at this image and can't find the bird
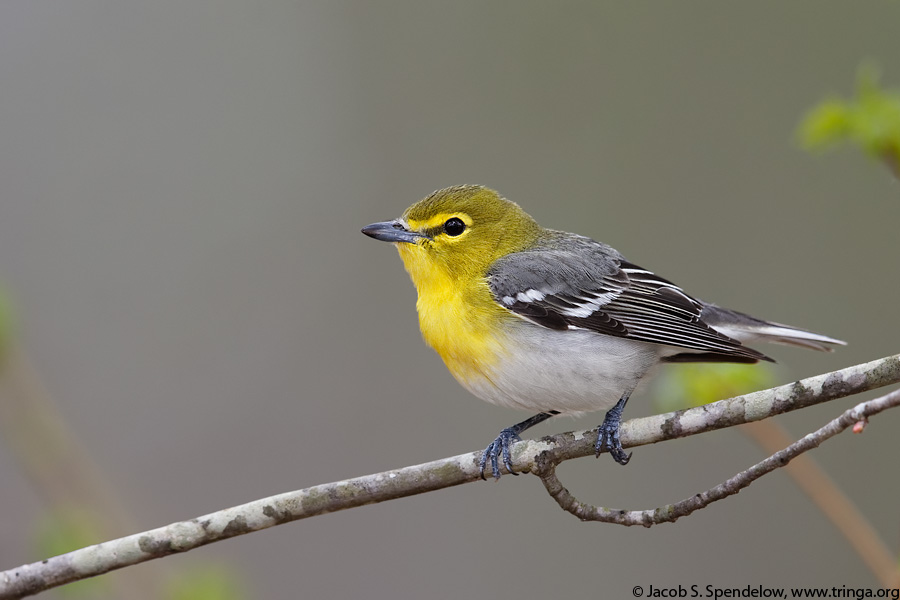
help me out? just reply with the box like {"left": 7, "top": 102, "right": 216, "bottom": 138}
{"left": 361, "top": 185, "right": 845, "bottom": 479}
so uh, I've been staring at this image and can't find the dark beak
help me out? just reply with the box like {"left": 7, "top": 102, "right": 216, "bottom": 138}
{"left": 361, "top": 220, "right": 428, "bottom": 244}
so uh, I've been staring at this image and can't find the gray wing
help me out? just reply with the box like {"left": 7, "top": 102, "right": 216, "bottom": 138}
{"left": 487, "top": 235, "right": 769, "bottom": 362}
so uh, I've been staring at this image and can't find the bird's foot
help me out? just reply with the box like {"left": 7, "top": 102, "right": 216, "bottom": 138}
{"left": 479, "top": 428, "right": 522, "bottom": 480}
{"left": 479, "top": 411, "right": 559, "bottom": 480}
{"left": 595, "top": 395, "right": 632, "bottom": 466}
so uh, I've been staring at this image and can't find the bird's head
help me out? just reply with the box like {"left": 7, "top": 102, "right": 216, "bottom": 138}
{"left": 362, "top": 185, "right": 541, "bottom": 286}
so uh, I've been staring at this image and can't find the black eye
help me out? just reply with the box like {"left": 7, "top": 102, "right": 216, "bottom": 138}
{"left": 443, "top": 217, "right": 466, "bottom": 236}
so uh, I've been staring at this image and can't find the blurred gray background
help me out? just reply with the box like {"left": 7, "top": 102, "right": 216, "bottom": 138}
{"left": 1, "top": 2, "right": 899, "bottom": 598}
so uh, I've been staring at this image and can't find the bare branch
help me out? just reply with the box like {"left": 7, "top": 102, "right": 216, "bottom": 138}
{"left": 536, "top": 387, "right": 900, "bottom": 527}
{"left": 1, "top": 354, "right": 898, "bottom": 599}
{"left": 742, "top": 420, "right": 900, "bottom": 588}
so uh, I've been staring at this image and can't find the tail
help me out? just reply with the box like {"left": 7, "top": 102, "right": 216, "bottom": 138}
{"left": 700, "top": 303, "right": 846, "bottom": 353}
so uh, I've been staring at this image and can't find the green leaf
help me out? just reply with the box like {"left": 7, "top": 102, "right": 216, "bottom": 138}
{"left": 654, "top": 363, "right": 776, "bottom": 413}
{"left": 798, "top": 62, "right": 900, "bottom": 174}
{"left": 798, "top": 99, "right": 851, "bottom": 150}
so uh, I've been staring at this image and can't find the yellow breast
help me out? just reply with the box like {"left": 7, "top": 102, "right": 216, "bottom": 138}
{"left": 397, "top": 243, "right": 512, "bottom": 383}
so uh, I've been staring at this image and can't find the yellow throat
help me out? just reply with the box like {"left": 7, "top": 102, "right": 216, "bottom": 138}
{"left": 396, "top": 241, "right": 510, "bottom": 382}
{"left": 393, "top": 185, "right": 542, "bottom": 383}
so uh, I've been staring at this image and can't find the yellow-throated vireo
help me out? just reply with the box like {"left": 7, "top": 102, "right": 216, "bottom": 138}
{"left": 362, "top": 185, "right": 845, "bottom": 479}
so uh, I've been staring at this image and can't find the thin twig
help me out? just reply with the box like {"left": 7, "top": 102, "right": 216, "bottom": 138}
{"left": 535, "top": 388, "right": 900, "bottom": 529}
{"left": 742, "top": 420, "right": 900, "bottom": 588}
{"left": 1, "top": 354, "right": 898, "bottom": 599}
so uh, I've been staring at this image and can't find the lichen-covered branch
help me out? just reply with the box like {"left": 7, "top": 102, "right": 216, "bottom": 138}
{"left": 536, "top": 387, "right": 900, "bottom": 527}
{"left": 1, "top": 354, "right": 898, "bottom": 599}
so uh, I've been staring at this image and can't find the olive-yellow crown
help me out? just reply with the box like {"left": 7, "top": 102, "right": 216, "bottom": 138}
{"left": 399, "top": 185, "right": 542, "bottom": 280}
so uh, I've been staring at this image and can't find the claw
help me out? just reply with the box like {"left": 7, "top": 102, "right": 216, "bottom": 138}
{"left": 479, "top": 428, "right": 522, "bottom": 480}
{"left": 595, "top": 420, "right": 632, "bottom": 465}
{"left": 478, "top": 411, "right": 560, "bottom": 480}
{"left": 594, "top": 392, "right": 633, "bottom": 466}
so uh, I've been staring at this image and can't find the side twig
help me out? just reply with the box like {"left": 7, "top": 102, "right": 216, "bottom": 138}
{"left": 742, "top": 420, "right": 900, "bottom": 588}
{"left": 535, "top": 388, "right": 900, "bottom": 527}
{"left": 1, "top": 354, "right": 898, "bottom": 599}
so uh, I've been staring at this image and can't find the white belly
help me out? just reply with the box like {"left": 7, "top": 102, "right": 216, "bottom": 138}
{"left": 457, "top": 322, "right": 662, "bottom": 415}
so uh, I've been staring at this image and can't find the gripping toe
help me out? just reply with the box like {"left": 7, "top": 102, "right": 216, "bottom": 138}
{"left": 594, "top": 393, "right": 633, "bottom": 466}
{"left": 479, "top": 428, "right": 522, "bottom": 480}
